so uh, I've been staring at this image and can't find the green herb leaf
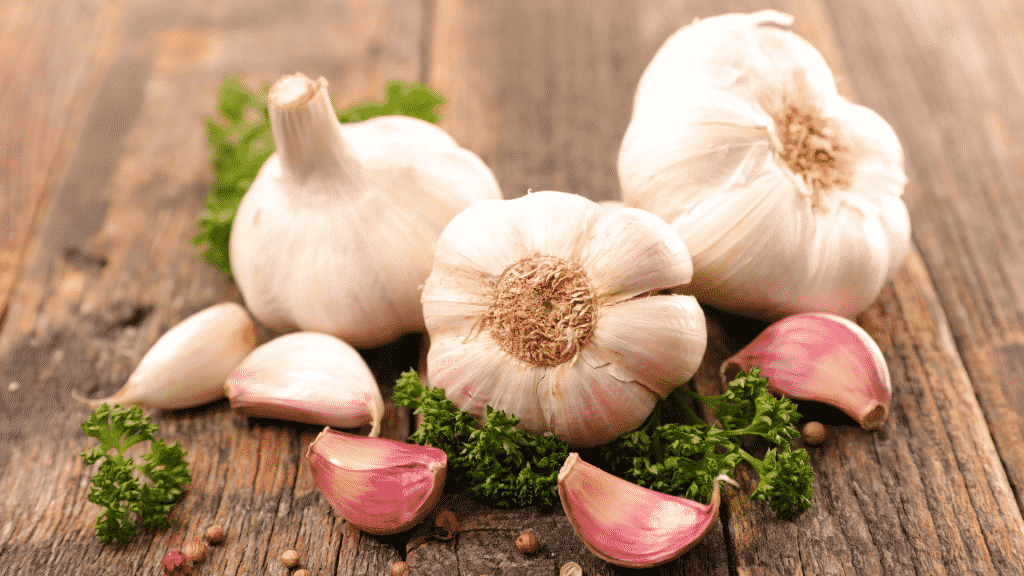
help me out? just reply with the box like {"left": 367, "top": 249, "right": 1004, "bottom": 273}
{"left": 81, "top": 403, "right": 192, "bottom": 545}
{"left": 394, "top": 371, "right": 567, "bottom": 510}
{"left": 600, "top": 368, "right": 814, "bottom": 519}
{"left": 194, "top": 77, "right": 445, "bottom": 278}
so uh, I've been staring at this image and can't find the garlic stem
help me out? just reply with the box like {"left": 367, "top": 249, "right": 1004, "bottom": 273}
{"left": 267, "top": 73, "right": 359, "bottom": 184}
{"left": 721, "top": 313, "right": 892, "bottom": 430}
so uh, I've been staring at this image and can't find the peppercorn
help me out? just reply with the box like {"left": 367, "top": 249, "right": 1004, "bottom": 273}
{"left": 433, "top": 509, "right": 459, "bottom": 541}
{"left": 391, "top": 560, "right": 410, "bottom": 576}
{"left": 294, "top": 570, "right": 312, "bottom": 576}
{"left": 515, "top": 531, "right": 539, "bottom": 555}
{"left": 182, "top": 540, "right": 207, "bottom": 563}
{"left": 281, "top": 549, "right": 301, "bottom": 568}
{"left": 801, "top": 421, "right": 827, "bottom": 446}
{"left": 204, "top": 524, "right": 226, "bottom": 545}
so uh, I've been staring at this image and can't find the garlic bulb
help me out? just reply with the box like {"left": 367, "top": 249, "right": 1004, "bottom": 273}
{"left": 230, "top": 73, "right": 501, "bottom": 348}
{"left": 306, "top": 427, "right": 447, "bottom": 535}
{"left": 421, "top": 191, "right": 707, "bottom": 447}
{"left": 558, "top": 453, "right": 736, "bottom": 568}
{"left": 75, "top": 302, "right": 257, "bottom": 409}
{"left": 225, "top": 331, "right": 384, "bottom": 435}
{"left": 618, "top": 10, "right": 910, "bottom": 320}
{"left": 722, "top": 313, "right": 892, "bottom": 430}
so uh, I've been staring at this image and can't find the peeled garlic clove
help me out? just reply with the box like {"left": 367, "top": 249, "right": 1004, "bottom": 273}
{"left": 306, "top": 427, "right": 447, "bottom": 535}
{"left": 721, "top": 313, "right": 891, "bottom": 430}
{"left": 75, "top": 302, "right": 257, "bottom": 409}
{"left": 225, "top": 332, "right": 384, "bottom": 435}
{"left": 558, "top": 453, "right": 734, "bottom": 568}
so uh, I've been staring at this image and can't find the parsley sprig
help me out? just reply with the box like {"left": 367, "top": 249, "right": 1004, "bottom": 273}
{"left": 195, "top": 75, "right": 445, "bottom": 278}
{"left": 81, "top": 403, "right": 192, "bottom": 545}
{"left": 393, "top": 371, "right": 567, "bottom": 509}
{"left": 599, "top": 368, "right": 814, "bottom": 520}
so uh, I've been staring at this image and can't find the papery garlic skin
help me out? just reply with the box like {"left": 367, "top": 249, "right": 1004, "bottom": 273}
{"left": 306, "top": 427, "right": 447, "bottom": 535}
{"left": 225, "top": 331, "right": 384, "bottom": 436}
{"left": 230, "top": 73, "right": 501, "bottom": 348}
{"left": 558, "top": 453, "right": 734, "bottom": 568}
{"left": 721, "top": 313, "right": 891, "bottom": 430}
{"left": 618, "top": 10, "right": 910, "bottom": 320}
{"left": 422, "top": 191, "right": 707, "bottom": 447}
{"left": 77, "top": 302, "right": 257, "bottom": 409}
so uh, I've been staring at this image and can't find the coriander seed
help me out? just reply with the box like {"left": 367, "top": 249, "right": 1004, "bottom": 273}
{"left": 802, "top": 421, "right": 827, "bottom": 446}
{"left": 390, "top": 560, "right": 410, "bottom": 576}
{"left": 294, "top": 570, "right": 312, "bottom": 576}
{"left": 515, "top": 531, "right": 539, "bottom": 555}
{"left": 281, "top": 549, "right": 301, "bottom": 568}
{"left": 182, "top": 539, "right": 207, "bottom": 563}
{"left": 204, "top": 524, "right": 226, "bottom": 544}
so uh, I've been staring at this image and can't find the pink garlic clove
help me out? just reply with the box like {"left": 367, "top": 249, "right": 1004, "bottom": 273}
{"left": 225, "top": 332, "right": 385, "bottom": 435}
{"left": 721, "top": 312, "right": 892, "bottom": 430}
{"left": 306, "top": 428, "right": 447, "bottom": 535}
{"left": 557, "top": 452, "right": 735, "bottom": 568}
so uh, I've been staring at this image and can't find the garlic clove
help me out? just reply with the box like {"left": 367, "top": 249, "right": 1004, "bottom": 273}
{"left": 75, "top": 302, "right": 257, "bottom": 409}
{"left": 306, "top": 427, "right": 446, "bottom": 535}
{"left": 581, "top": 293, "right": 707, "bottom": 400}
{"left": 225, "top": 332, "right": 384, "bottom": 435}
{"left": 558, "top": 453, "right": 735, "bottom": 568}
{"left": 579, "top": 205, "right": 693, "bottom": 304}
{"left": 720, "top": 312, "right": 892, "bottom": 430}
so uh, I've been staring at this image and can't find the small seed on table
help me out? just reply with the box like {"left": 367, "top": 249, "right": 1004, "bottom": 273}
{"left": 281, "top": 549, "right": 300, "bottom": 568}
{"left": 802, "top": 421, "right": 827, "bottom": 446}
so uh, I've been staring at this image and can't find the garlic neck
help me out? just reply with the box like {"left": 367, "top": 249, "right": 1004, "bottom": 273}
{"left": 268, "top": 73, "right": 360, "bottom": 185}
{"left": 485, "top": 255, "right": 597, "bottom": 367}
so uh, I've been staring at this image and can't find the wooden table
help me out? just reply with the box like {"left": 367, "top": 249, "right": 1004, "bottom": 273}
{"left": 3, "top": 1, "right": 1024, "bottom": 574}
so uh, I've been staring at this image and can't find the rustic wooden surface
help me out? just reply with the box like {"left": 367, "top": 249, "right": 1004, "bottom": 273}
{"left": 2, "top": 0, "right": 1024, "bottom": 574}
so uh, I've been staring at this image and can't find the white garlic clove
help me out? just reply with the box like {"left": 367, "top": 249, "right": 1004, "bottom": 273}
{"left": 75, "top": 302, "right": 257, "bottom": 409}
{"left": 229, "top": 73, "right": 501, "bottom": 349}
{"left": 558, "top": 453, "right": 735, "bottom": 568}
{"left": 225, "top": 332, "right": 384, "bottom": 435}
{"left": 306, "top": 427, "right": 447, "bottom": 535}
{"left": 721, "top": 313, "right": 892, "bottom": 430}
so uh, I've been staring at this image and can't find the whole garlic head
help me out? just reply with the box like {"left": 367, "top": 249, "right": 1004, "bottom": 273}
{"left": 421, "top": 191, "right": 707, "bottom": 447}
{"left": 618, "top": 10, "right": 910, "bottom": 320}
{"left": 230, "top": 73, "right": 501, "bottom": 348}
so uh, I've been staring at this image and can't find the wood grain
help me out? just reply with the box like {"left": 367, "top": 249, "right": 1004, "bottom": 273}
{"left": 3, "top": 0, "right": 1024, "bottom": 575}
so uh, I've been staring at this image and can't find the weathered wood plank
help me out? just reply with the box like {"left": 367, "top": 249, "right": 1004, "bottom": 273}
{"left": 821, "top": 0, "right": 1024, "bottom": 521}
{"left": 0, "top": 1, "right": 425, "bottom": 574}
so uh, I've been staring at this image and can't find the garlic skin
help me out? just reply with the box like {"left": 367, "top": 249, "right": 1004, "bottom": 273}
{"left": 225, "top": 331, "right": 384, "bottom": 436}
{"left": 421, "top": 191, "right": 707, "bottom": 447}
{"left": 230, "top": 73, "right": 501, "bottom": 348}
{"left": 721, "top": 313, "right": 891, "bottom": 430}
{"left": 558, "top": 453, "right": 735, "bottom": 568}
{"left": 618, "top": 10, "right": 910, "bottom": 321}
{"left": 76, "top": 302, "right": 257, "bottom": 409}
{"left": 306, "top": 427, "right": 447, "bottom": 535}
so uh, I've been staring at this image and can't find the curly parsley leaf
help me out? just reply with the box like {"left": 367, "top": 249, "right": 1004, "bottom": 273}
{"left": 600, "top": 368, "right": 813, "bottom": 519}
{"left": 81, "top": 404, "right": 192, "bottom": 545}
{"left": 194, "top": 76, "right": 445, "bottom": 279}
{"left": 393, "top": 370, "right": 567, "bottom": 510}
